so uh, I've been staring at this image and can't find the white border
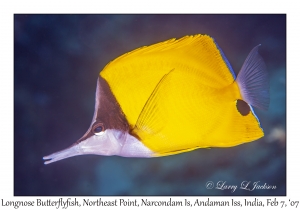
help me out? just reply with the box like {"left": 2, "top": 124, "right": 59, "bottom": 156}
{"left": 1, "top": 1, "right": 296, "bottom": 209}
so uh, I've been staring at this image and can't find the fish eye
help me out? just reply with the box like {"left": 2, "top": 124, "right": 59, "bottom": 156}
{"left": 92, "top": 123, "right": 105, "bottom": 135}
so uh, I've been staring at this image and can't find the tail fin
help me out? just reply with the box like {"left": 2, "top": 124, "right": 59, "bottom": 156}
{"left": 236, "top": 45, "right": 270, "bottom": 110}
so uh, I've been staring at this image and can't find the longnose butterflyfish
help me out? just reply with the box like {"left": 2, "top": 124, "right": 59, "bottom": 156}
{"left": 43, "top": 34, "right": 269, "bottom": 164}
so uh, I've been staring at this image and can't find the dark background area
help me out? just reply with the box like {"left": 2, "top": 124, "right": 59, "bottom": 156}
{"left": 14, "top": 14, "right": 286, "bottom": 195}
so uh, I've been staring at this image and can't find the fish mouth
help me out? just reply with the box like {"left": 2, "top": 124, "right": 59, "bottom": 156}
{"left": 43, "top": 144, "right": 82, "bottom": 165}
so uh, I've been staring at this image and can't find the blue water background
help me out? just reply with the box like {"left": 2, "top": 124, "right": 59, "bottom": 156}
{"left": 14, "top": 14, "right": 286, "bottom": 195}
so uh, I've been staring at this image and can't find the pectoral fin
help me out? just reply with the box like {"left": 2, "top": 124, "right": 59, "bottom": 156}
{"left": 133, "top": 69, "right": 174, "bottom": 136}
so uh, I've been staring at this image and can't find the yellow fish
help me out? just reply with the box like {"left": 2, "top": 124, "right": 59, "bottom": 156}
{"left": 43, "top": 34, "right": 269, "bottom": 164}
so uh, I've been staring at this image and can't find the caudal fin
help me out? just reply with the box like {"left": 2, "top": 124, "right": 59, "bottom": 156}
{"left": 236, "top": 45, "right": 270, "bottom": 110}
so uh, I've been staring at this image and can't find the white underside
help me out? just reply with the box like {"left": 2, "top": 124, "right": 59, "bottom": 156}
{"left": 77, "top": 129, "right": 154, "bottom": 157}
{"left": 117, "top": 131, "right": 154, "bottom": 157}
{"left": 43, "top": 129, "right": 154, "bottom": 164}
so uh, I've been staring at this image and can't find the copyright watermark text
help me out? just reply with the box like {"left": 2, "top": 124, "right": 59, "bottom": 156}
{"left": 206, "top": 181, "right": 277, "bottom": 193}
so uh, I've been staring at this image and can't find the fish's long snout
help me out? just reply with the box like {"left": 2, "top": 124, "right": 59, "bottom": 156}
{"left": 43, "top": 144, "right": 81, "bottom": 165}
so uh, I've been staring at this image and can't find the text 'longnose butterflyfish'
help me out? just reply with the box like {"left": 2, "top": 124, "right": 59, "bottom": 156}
{"left": 43, "top": 34, "right": 269, "bottom": 164}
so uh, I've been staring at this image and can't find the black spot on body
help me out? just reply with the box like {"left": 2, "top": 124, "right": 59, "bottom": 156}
{"left": 236, "top": 99, "right": 250, "bottom": 116}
